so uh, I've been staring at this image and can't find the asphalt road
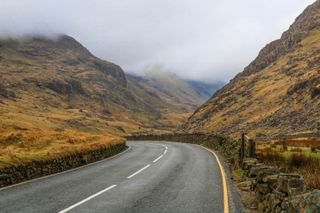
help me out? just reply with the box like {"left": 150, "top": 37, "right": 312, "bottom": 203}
{"left": 0, "top": 141, "right": 243, "bottom": 213}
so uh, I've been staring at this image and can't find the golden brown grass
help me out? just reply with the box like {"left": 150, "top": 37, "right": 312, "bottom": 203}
{"left": 0, "top": 87, "right": 126, "bottom": 169}
{"left": 182, "top": 29, "right": 320, "bottom": 138}
{"left": 258, "top": 152, "right": 320, "bottom": 190}
{"left": 256, "top": 138, "right": 320, "bottom": 154}
{"left": 256, "top": 138, "right": 320, "bottom": 190}
{"left": 0, "top": 129, "right": 124, "bottom": 169}
{"left": 0, "top": 35, "right": 201, "bottom": 173}
{"left": 0, "top": 36, "right": 199, "bottom": 139}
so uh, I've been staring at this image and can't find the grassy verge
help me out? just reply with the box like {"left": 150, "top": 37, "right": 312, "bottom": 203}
{"left": 257, "top": 152, "right": 320, "bottom": 190}
{"left": 0, "top": 130, "right": 125, "bottom": 169}
{"left": 256, "top": 138, "right": 320, "bottom": 190}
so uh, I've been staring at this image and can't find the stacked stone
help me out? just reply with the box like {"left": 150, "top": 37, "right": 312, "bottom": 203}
{"left": 0, "top": 143, "right": 127, "bottom": 188}
{"left": 242, "top": 158, "right": 305, "bottom": 213}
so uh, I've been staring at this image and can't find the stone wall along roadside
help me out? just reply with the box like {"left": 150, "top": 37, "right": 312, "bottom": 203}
{"left": 242, "top": 158, "right": 320, "bottom": 213}
{"left": 128, "top": 133, "right": 320, "bottom": 213}
{"left": 0, "top": 143, "right": 127, "bottom": 188}
{"left": 127, "top": 133, "right": 240, "bottom": 166}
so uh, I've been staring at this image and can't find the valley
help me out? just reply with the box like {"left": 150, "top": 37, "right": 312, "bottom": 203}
{"left": 0, "top": 35, "right": 218, "bottom": 169}
{"left": 0, "top": 1, "right": 320, "bottom": 212}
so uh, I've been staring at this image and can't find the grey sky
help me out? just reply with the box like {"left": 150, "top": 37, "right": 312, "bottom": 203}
{"left": 0, "top": 0, "right": 315, "bottom": 82}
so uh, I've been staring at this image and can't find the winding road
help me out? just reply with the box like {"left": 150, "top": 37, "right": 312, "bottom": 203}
{"left": 0, "top": 141, "right": 243, "bottom": 213}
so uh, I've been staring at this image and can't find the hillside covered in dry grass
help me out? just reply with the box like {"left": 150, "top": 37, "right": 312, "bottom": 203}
{"left": 0, "top": 35, "right": 205, "bottom": 134}
{"left": 181, "top": 0, "right": 320, "bottom": 138}
{"left": 0, "top": 35, "right": 206, "bottom": 167}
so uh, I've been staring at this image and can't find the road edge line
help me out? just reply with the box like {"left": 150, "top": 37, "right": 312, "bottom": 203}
{"left": 0, "top": 146, "right": 131, "bottom": 192}
{"left": 199, "top": 145, "right": 229, "bottom": 213}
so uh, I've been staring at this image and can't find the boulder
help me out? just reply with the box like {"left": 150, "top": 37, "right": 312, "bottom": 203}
{"left": 242, "top": 158, "right": 258, "bottom": 170}
{"left": 288, "top": 194, "right": 305, "bottom": 213}
{"left": 256, "top": 183, "right": 271, "bottom": 195}
{"left": 262, "top": 174, "right": 278, "bottom": 184}
{"left": 248, "top": 164, "right": 267, "bottom": 178}
{"left": 277, "top": 173, "right": 304, "bottom": 196}
{"left": 268, "top": 193, "right": 281, "bottom": 211}
{"left": 256, "top": 167, "right": 280, "bottom": 182}
{"left": 304, "top": 189, "right": 320, "bottom": 213}
{"left": 237, "top": 180, "right": 252, "bottom": 191}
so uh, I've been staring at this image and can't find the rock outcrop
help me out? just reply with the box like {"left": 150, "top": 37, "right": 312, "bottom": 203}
{"left": 241, "top": 1, "right": 320, "bottom": 77}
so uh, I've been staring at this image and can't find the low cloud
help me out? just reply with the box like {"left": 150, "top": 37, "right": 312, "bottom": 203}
{"left": 0, "top": 0, "right": 314, "bottom": 82}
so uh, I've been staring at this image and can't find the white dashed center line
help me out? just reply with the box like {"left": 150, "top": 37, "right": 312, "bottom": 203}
{"left": 58, "top": 185, "right": 117, "bottom": 213}
{"left": 153, "top": 155, "right": 163, "bottom": 163}
{"left": 58, "top": 144, "right": 169, "bottom": 212}
{"left": 127, "top": 164, "right": 151, "bottom": 179}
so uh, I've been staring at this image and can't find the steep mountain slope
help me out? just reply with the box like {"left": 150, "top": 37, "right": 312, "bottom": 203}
{"left": 181, "top": 0, "right": 320, "bottom": 138}
{"left": 127, "top": 70, "right": 207, "bottom": 132}
{"left": 0, "top": 35, "right": 201, "bottom": 136}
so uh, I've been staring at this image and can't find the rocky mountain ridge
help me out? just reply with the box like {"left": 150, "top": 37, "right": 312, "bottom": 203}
{"left": 0, "top": 35, "right": 206, "bottom": 135}
{"left": 181, "top": 0, "right": 320, "bottom": 138}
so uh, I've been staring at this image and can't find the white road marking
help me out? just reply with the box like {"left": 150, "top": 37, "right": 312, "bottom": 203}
{"left": 127, "top": 164, "right": 150, "bottom": 179}
{"left": 163, "top": 149, "right": 167, "bottom": 155}
{"left": 58, "top": 185, "right": 117, "bottom": 213}
{"left": 0, "top": 146, "right": 131, "bottom": 192}
{"left": 153, "top": 155, "right": 163, "bottom": 163}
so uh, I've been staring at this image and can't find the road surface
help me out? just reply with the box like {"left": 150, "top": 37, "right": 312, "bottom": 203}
{"left": 0, "top": 141, "right": 243, "bottom": 213}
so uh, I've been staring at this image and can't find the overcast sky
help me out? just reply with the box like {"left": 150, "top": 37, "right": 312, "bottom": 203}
{"left": 0, "top": 0, "right": 315, "bottom": 83}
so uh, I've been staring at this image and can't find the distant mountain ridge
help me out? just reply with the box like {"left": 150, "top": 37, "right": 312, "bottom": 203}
{"left": 181, "top": 0, "right": 320, "bottom": 138}
{"left": 186, "top": 80, "right": 223, "bottom": 100}
{"left": 0, "top": 35, "right": 210, "bottom": 135}
{"left": 128, "top": 69, "right": 223, "bottom": 103}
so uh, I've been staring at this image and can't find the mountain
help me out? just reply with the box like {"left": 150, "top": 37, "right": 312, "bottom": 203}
{"left": 187, "top": 80, "right": 224, "bottom": 100}
{"left": 0, "top": 35, "right": 203, "bottom": 136}
{"left": 128, "top": 67, "right": 204, "bottom": 106}
{"left": 127, "top": 68, "right": 211, "bottom": 131}
{"left": 128, "top": 67, "right": 222, "bottom": 104}
{"left": 180, "top": 0, "right": 320, "bottom": 138}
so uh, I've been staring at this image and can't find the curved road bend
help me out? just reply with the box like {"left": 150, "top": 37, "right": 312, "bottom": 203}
{"left": 0, "top": 141, "right": 243, "bottom": 213}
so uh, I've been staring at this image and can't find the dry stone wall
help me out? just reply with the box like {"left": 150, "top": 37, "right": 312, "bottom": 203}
{"left": 242, "top": 158, "right": 320, "bottom": 212}
{"left": 128, "top": 133, "right": 320, "bottom": 213}
{"left": 127, "top": 133, "right": 240, "bottom": 166}
{"left": 0, "top": 143, "right": 127, "bottom": 188}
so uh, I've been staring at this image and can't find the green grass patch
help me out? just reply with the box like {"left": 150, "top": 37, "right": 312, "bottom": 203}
{"left": 234, "top": 168, "right": 245, "bottom": 179}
